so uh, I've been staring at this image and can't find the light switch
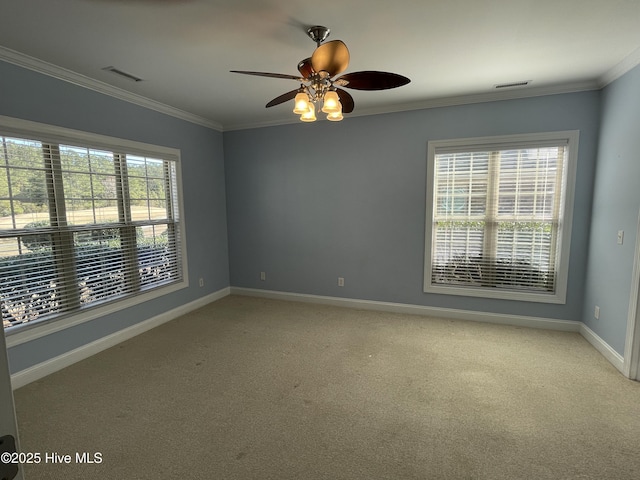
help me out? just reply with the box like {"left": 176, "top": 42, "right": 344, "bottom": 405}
{"left": 617, "top": 230, "right": 624, "bottom": 245}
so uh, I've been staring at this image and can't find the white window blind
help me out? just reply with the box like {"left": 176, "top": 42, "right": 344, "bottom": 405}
{"left": 424, "top": 132, "right": 578, "bottom": 303}
{"left": 1, "top": 130, "right": 184, "bottom": 331}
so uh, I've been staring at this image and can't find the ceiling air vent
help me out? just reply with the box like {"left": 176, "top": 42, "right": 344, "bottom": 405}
{"left": 102, "top": 66, "right": 144, "bottom": 82}
{"left": 494, "top": 80, "right": 531, "bottom": 89}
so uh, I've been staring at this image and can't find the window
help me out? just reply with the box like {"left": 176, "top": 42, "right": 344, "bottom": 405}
{"left": 424, "top": 131, "right": 578, "bottom": 303}
{"left": 1, "top": 116, "right": 187, "bottom": 335}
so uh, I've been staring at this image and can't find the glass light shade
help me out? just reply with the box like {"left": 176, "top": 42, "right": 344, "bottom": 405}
{"left": 326, "top": 111, "right": 344, "bottom": 122}
{"left": 321, "top": 91, "right": 341, "bottom": 113}
{"left": 300, "top": 103, "right": 316, "bottom": 122}
{"left": 293, "top": 92, "right": 310, "bottom": 114}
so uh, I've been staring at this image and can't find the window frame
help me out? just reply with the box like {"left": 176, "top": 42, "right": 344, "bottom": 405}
{"left": 1, "top": 115, "right": 189, "bottom": 346}
{"left": 423, "top": 131, "right": 579, "bottom": 304}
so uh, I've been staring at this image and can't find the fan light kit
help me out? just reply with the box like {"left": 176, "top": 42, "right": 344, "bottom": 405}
{"left": 231, "top": 26, "right": 410, "bottom": 122}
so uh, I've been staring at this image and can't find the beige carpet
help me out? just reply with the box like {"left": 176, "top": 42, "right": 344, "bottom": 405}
{"left": 13, "top": 295, "right": 640, "bottom": 479}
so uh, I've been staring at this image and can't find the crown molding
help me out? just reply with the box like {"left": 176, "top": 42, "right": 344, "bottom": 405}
{"left": 222, "top": 80, "right": 600, "bottom": 131}
{"left": 0, "top": 46, "right": 223, "bottom": 132}
{"left": 598, "top": 45, "right": 640, "bottom": 88}
{"left": 349, "top": 80, "right": 601, "bottom": 119}
{"left": 222, "top": 116, "right": 302, "bottom": 132}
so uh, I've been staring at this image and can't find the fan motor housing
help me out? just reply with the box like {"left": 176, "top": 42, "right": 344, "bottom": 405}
{"left": 307, "top": 26, "right": 330, "bottom": 45}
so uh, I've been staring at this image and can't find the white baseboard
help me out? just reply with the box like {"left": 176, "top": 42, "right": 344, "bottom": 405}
{"left": 579, "top": 323, "right": 625, "bottom": 374}
{"left": 10, "top": 287, "right": 230, "bottom": 390}
{"left": 232, "top": 288, "right": 632, "bottom": 374}
{"left": 230, "top": 287, "right": 582, "bottom": 332}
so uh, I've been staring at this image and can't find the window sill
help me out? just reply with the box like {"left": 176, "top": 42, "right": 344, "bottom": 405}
{"left": 5, "top": 279, "right": 188, "bottom": 348}
{"left": 423, "top": 282, "right": 566, "bottom": 304}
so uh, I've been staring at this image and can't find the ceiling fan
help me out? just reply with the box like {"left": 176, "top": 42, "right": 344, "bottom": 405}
{"left": 231, "top": 26, "right": 410, "bottom": 122}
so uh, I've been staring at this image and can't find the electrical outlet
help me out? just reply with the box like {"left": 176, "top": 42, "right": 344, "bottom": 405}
{"left": 338, "top": 277, "right": 345, "bottom": 287}
{"left": 594, "top": 305, "right": 600, "bottom": 320}
{"left": 260, "top": 272, "right": 266, "bottom": 281}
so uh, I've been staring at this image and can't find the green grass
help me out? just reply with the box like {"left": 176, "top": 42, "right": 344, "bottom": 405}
{"left": 0, "top": 206, "right": 168, "bottom": 257}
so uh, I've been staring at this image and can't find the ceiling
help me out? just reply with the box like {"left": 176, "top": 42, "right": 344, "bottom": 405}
{"left": 1, "top": 0, "right": 639, "bottom": 131}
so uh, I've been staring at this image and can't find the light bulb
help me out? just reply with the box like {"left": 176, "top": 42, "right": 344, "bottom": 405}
{"left": 293, "top": 92, "right": 310, "bottom": 114}
{"left": 326, "top": 111, "right": 343, "bottom": 122}
{"left": 300, "top": 103, "right": 316, "bottom": 122}
{"left": 321, "top": 91, "right": 341, "bottom": 113}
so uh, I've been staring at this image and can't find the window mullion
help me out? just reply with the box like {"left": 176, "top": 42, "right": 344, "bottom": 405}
{"left": 115, "top": 154, "right": 140, "bottom": 293}
{"left": 483, "top": 151, "right": 500, "bottom": 285}
{"left": 43, "top": 143, "right": 80, "bottom": 311}
{"left": 87, "top": 150, "right": 97, "bottom": 224}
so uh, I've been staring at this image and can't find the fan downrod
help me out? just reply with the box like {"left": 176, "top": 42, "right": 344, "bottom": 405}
{"left": 307, "top": 25, "right": 330, "bottom": 46}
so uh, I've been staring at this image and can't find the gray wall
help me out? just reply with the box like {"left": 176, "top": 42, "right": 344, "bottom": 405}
{"left": 224, "top": 92, "right": 601, "bottom": 321}
{"left": 1, "top": 60, "right": 229, "bottom": 373}
{"left": 582, "top": 64, "right": 640, "bottom": 354}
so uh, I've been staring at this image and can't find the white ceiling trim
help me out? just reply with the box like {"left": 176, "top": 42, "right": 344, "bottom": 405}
{"left": 222, "top": 81, "right": 601, "bottom": 131}
{"left": 350, "top": 81, "right": 602, "bottom": 117}
{"left": 0, "top": 46, "right": 223, "bottom": 132}
{"left": 598, "top": 45, "right": 640, "bottom": 88}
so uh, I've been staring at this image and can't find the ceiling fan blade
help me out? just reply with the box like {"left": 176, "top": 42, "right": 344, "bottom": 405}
{"left": 230, "top": 70, "right": 303, "bottom": 81}
{"left": 336, "top": 88, "right": 355, "bottom": 114}
{"left": 336, "top": 71, "right": 411, "bottom": 90}
{"left": 297, "top": 58, "right": 314, "bottom": 79}
{"left": 265, "top": 89, "right": 299, "bottom": 108}
{"left": 311, "top": 40, "right": 350, "bottom": 77}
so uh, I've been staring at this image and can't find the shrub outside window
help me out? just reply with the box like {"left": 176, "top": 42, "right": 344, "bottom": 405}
{"left": 424, "top": 131, "right": 578, "bottom": 304}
